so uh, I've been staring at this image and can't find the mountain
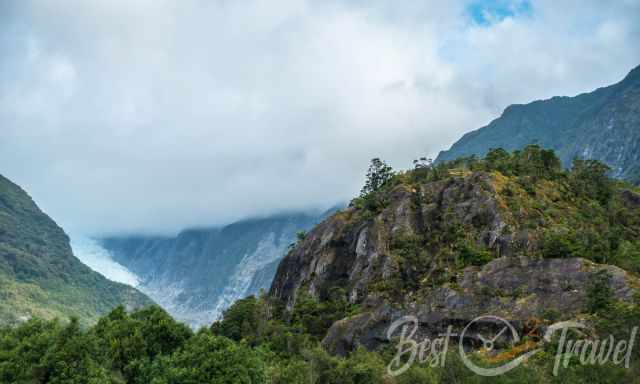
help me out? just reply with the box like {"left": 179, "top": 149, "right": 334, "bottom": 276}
{"left": 437, "top": 65, "right": 640, "bottom": 182}
{"left": 3, "top": 150, "right": 640, "bottom": 383}
{"left": 269, "top": 147, "right": 640, "bottom": 355}
{"left": 0, "top": 174, "right": 151, "bottom": 326}
{"left": 101, "top": 209, "right": 337, "bottom": 327}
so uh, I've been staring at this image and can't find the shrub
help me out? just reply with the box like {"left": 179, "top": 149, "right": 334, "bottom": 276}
{"left": 570, "top": 159, "right": 613, "bottom": 205}
{"left": 612, "top": 241, "right": 640, "bottom": 273}
{"left": 291, "top": 289, "right": 355, "bottom": 340}
{"left": 541, "top": 230, "right": 577, "bottom": 259}
{"left": 458, "top": 244, "right": 493, "bottom": 267}
{"left": 586, "top": 270, "right": 614, "bottom": 314}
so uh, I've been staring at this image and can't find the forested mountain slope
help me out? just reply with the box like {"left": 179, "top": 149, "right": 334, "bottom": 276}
{"left": 0, "top": 174, "right": 151, "bottom": 326}
{"left": 437, "top": 65, "right": 640, "bottom": 183}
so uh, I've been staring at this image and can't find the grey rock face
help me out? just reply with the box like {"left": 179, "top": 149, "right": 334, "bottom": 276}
{"left": 322, "top": 257, "right": 639, "bottom": 355}
{"left": 622, "top": 189, "right": 640, "bottom": 207}
{"left": 270, "top": 173, "right": 513, "bottom": 308}
{"left": 269, "top": 170, "right": 640, "bottom": 356}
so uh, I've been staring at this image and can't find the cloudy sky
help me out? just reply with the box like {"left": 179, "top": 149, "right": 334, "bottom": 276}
{"left": 1, "top": 0, "right": 639, "bottom": 235}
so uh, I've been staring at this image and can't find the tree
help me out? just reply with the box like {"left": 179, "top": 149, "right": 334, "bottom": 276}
{"left": 570, "top": 159, "right": 613, "bottom": 204}
{"left": 39, "top": 318, "right": 112, "bottom": 383}
{"left": 512, "top": 145, "right": 561, "bottom": 178}
{"left": 158, "top": 330, "right": 265, "bottom": 384}
{"left": 587, "top": 270, "right": 614, "bottom": 314}
{"left": 211, "top": 296, "right": 262, "bottom": 343}
{"left": 91, "top": 305, "right": 192, "bottom": 383}
{"left": 360, "top": 158, "right": 394, "bottom": 197}
{"left": 485, "top": 148, "right": 511, "bottom": 174}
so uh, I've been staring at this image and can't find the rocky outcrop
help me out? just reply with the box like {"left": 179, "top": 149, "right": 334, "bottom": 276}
{"left": 269, "top": 167, "right": 640, "bottom": 356}
{"left": 622, "top": 189, "right": 640, "bottom": 207}
{"left": 322, "top": 257, "right": 639, "bottom": 355}
{"left": 271, "top": 173, "right": 518, "bottom": 309}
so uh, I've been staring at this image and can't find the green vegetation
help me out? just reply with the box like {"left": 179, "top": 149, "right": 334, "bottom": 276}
{"left": 2, "top": 147, "right": 639, "bottom": 383}
{"left": 436, "top": 65, "right": 640, "bottom": 185}
{"left": 351, "top": 158, "right": 395, "bottom": 215}
{"left": 3, "top": 295, "right": 636, "bottom": 383}
{"left": 0, "top": 174, "right": 151, "bottom": 326}
{"left": 359, "top": 158, "right": 395, "bottom": 198}
{"left": 586, "top": 270, "right": 614, "bottom": 314}
{"left": 355, "top": 146, "right": 640, "bottom": 279}
{"left": 0, "top": 306, "right": 262, "bottom": 383}
{"left": 290, "top": 290, "right": 359, "bottom": 340}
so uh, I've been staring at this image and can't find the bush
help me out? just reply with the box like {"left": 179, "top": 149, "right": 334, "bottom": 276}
{"left": 269, "top": 359, "right": 313, "bottom": 384}
{"left": 541, "top": 230, "right": 577, "bottom": 259}
{"left": 612, "top": 241, "right": 640, "bottom": 273}
{"left": 586, "top": 270, "right": 614, "bottom": 314}
{"left": 458, "top": 244, "right": 493, "bottom": 267}
{"left": 291, "top": 289, "right": 355, "bottom": 340}
{"left": 570, "top": 159, "right": 613, "bottom": 205}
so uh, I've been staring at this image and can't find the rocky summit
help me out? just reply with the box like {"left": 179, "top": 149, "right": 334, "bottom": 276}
{"left": 270, "top": 146, "right": 640, "bottom": 355}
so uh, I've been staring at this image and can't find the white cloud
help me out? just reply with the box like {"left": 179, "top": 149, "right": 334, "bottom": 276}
{"left": 0, "top": 0, "right": 638, "bottom": 235}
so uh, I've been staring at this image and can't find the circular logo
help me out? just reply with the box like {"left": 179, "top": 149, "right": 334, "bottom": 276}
{"left": 458, "top": 315, "right": 542, "bottom": 376}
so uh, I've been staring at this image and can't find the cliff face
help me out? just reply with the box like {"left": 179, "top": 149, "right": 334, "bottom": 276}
{"left": 0, "top": 174, "right": 151, "bottom": 326}
{"left": 102, "top": 210, "right": 335, "bottom": 327}
{"left": 271, "top": 173, "right": 508, "bottom": 307}
{"left": 437, "top": 65, "right": 640, "bottom": 182}
{"left": 269, "top": 156, "right": 640, "bottom": 355}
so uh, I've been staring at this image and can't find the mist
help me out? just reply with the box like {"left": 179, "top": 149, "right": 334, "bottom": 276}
{"left": 1, "top": 0, "right": 638, "bottom": 235}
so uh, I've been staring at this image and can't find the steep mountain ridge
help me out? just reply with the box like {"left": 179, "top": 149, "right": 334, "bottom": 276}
{"left": 269, "top": 148, "right": 640, "bottom": 354}
{"left": 102, "top": 210, "right": 336, "bottom": 327}
{"left": 0, "top": 174, "right": 151, "bottom": 326}
{"left": 437, "top": 65, "right": 640, "bottom": 182}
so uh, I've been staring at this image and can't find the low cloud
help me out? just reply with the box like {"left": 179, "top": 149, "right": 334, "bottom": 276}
{"left": 1, "top": 0, "right": 638, "bottom": 235}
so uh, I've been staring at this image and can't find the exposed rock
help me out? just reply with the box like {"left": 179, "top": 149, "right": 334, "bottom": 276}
{"left": 270, "top": 173, "right": 513, "bottom": 308}
{"left": 269, "top": 164, "right": 640, "bottom": 356}
{"left": 621, "top": 189, "right": 640, "bottom": 207}
{"left": 322, "top": 257, "right": 639, "bottom": 355}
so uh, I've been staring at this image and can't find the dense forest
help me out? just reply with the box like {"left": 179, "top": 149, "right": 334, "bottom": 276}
{"left": 1, "top": 294, "right": 638, "bottom": 383}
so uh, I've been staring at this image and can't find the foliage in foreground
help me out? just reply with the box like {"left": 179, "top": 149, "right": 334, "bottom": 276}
{"left": 0, "top": 294, "right": 638, "bottom": 383}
